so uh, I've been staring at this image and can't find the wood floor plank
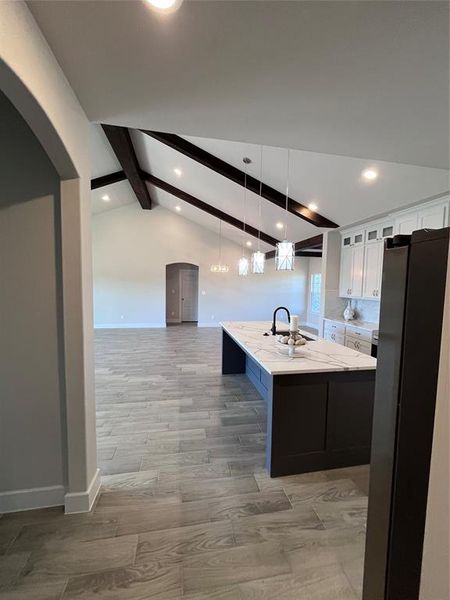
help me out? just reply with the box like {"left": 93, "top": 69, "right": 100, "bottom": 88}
{"left": 238, "top": 564, "right": 358, "bottom": 600}
{"left": 136, "top": 520, "right": 236, "bottom": 564}
{"left": 231, "top": 505, "right": 323, "bottom": 550}
{"left": 63, "top": 562, "right": 182, "bottom": 599}
{"left": 179, "top": 475, "right": 259, "bottom": 503}
{"left": 22, "top": 535, "right": 138, "bottom": 577}
{"left": 1, "top": 328, "right": 369, "bottom": 598}
{"left": 182, "top": 541, "right": 291, "bottom": 593}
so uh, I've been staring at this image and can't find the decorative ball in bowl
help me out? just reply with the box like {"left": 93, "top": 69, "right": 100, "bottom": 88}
{"left": 276, "top": 331, "right": 306, "bottom": 346}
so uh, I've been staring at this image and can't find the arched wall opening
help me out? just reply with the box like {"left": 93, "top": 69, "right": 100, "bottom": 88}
{"left": 166, "top": 263, "right": 199, "bottom": 325}
{"left": 0, "top": 90, "right": 67, "bottom": 510}
{"left": 0, "top": 2, "right": 98, "bottom": 513}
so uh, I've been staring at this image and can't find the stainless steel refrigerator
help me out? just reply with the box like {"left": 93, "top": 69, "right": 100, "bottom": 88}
{"left": 363, "top": 227, "right": 450, "bottom": 600}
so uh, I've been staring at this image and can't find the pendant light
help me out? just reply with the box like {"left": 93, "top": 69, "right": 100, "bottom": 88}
{"left": 238, "top": 157, "right": 251, "bottom": 276}
{"left": 251, "top": 145, "right": 265, "bottom": 274}
{"left": 275, "top": 148, "right": 295, "bottom": 271}
{"left": 210, "top": 220, "right": 229, "bottom": 273}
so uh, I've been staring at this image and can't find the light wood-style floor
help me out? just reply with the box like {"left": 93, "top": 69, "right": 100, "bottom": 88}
{"left": 0, "top": 326, "right": 369, "bottom": 599}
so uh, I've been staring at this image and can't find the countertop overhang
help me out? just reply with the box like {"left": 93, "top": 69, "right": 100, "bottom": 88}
{"left": 221, "top": 321, "right": 377, "bottom": 376}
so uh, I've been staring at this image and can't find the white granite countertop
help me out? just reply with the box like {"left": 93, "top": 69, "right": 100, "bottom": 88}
{"left": 221, "top": 321, "right": 377, "bottom": 376}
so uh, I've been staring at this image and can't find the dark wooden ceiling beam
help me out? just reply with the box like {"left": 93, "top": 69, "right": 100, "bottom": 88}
{"left": 141, "top": 130, "right": 338, "bottom": 229}
{"left": 295, "top": 234, "right": 323, "bottom": 250}
{"left": 141, "top": 170, "right": 279, "bottom": 247}
{"left": 265, "top": 234, "right": 323, "bottom": 259}
{"left": 102, "top": 125, "right": 152, "bottom": 210}
{"left": 296, "top": 251, "right": 322, "bottom": 258}
{"left": 91, "top": 170, "right": 127, "bottom": 190}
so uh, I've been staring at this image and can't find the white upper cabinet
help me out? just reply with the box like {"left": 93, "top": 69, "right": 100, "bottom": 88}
{"left": 363, "top": 240, "right": 383, "bottom": 299}
{"left": 339, "top": 197, "right": 449, "bottom": 302}
{"left": 394, "top": 212, "right": 418, "bottom": 235}
{"left": 339, "top": 246, "right": 353, "bottom": 298}
{"left": 339, "top": 240, "right": 365, "bottom": 298}
{"left": 417, "top": 203, "right": 448, "bottom": 229}
{"left": 351, "top": 245, "right": 365, "bottom": 298}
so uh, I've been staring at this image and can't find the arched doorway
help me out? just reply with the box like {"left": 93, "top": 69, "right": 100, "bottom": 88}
{"left": 166, "top": 263, "right": 199, "bottom": 325}
{"left": 0, "top": 19, "right": 97, "bottom": 513}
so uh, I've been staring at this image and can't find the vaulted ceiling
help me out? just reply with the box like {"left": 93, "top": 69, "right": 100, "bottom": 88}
{"left": 29, "top": 0, "right": 449, "bottom": 249}
{"left": 90, "top": 123, "right": 448, "bottom": 252}
{"left": 30, "top": 1, "right": 449, "bottom": 168}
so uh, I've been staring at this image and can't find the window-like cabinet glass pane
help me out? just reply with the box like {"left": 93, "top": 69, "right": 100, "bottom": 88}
{"left": 382, "top": 226, "right": 393, "bottom": 237}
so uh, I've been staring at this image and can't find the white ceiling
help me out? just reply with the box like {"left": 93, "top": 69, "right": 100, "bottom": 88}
{"left": 90, "top": 124, "right": 449, "bottom": 250}
{"left": 30, "top": 0, "right": 449, "bottom": 168}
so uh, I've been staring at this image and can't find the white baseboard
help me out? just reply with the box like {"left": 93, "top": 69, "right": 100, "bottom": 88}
{"left": 198, "top": 322, "right": 220, "bottom": 328}
{"left": 64, "top": 468, "right": 101, "bottom": 514}
{"left": 0, "top": 484, "right": 65, "bottom": 513}
{"left": 94, "top": 323, "right": 166, "bottom": 329}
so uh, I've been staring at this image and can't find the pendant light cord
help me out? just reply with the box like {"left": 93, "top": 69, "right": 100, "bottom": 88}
{"left": 285, "top": 148, "right": 290, "bottom": 241}
{"left": 219, "top": 220, "right": 222, "bottom": 265}
{"left": 258, "top": 146, "right": 263, "bottom": 252}
{"left": 242, "top": 161, "right": 247, "bottom": 256}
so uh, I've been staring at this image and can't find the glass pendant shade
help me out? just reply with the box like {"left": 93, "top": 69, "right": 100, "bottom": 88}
{"left": 251, "top": 251, "right": 265, "bottom": 274}
{"left": 238, "top": 256, "right": 249, "bottom": 276}
{"left": 210, "top": 219, "right": 229, "bottom": 273}
{"left": 275, "top": 240, "right": 295, "bottom": 271}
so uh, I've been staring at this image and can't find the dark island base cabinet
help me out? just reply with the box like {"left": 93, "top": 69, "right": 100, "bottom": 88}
{"left": 222, "top": 329, "right": 375, "bottom": 477}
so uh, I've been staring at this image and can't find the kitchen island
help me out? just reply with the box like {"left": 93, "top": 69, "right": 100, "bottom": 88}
{"left": 221, "top": 321, "right": 377, "bottom": 477}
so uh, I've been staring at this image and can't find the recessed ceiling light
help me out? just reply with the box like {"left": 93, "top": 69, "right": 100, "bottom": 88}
{"left": 246, "top": 241, "right": 252, "bottom": 247}
{"left": 174, "top": 168, "right": 182, "bottom": 177}
{"left": 362, "top": 168, "right": 378, "bottom": 182}
{"left": 101, "top": 194, "right": 110, "bottom": 202}
{"left": 175, "top": 205, "right": 181, "bottom": 212}
{"left": 308, "top": 202, "right": 318, "bottom": 211}
{"left": 276, "top": 222, "right": 284, "bottom": 230}
{"left": 144, "top": 0, "right": 183, "bottom": 13}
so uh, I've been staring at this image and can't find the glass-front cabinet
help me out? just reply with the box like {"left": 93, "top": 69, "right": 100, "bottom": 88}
{"left": 339, "top": 197, "right": 449, "bottom": 301}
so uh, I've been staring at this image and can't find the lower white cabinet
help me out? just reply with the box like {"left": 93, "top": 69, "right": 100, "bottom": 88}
{"left": 324, "top": 331, "right": 345, "bottom": 344}
{"left": 323, "top": 319, "right": 375, "bottom": 356}
{"left": 345, "top": 336, "right": 372, "bottom": 355}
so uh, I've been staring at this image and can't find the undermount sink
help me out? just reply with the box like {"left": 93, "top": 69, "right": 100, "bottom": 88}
{"left": 264, "top": 330, "right": 315, "bottom": 342}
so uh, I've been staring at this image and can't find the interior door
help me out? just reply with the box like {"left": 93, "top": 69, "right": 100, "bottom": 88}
{"left": 180, "top": 269, "right": 198, "bottom": 322}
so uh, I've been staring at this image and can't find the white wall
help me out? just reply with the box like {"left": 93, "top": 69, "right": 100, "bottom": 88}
{"left": 419, "top": 242, "right": 450, "bottom": 600}
{"left": 93, "top": 204, "right": 309, "bottom": 328}
{"left": 0, "top": 91, "right": 64, "bottom": 510}
{"left": 0, "top": 1, "right": 98, "bottom": 512}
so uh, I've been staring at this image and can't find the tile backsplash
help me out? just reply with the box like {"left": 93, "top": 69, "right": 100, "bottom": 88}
{"left": 352, "top": 299, "right": 380, "bottom": 324}
{"left": 324, "top": 292, "right": 380, "bottom": 324}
